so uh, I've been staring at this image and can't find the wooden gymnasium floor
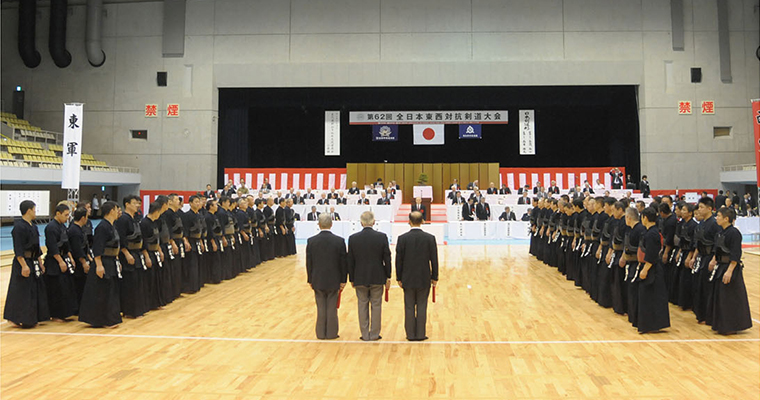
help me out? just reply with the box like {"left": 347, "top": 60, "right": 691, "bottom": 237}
{"left": 1, "top": 244, "right": 758, "bottom": 400}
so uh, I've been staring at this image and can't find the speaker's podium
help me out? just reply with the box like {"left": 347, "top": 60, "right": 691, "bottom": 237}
{"left": 413, "top": 185, "right": 433, "bottom": 222}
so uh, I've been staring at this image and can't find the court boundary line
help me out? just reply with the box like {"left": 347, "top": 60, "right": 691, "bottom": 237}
{"left": 1, "top": 330, "right": 758, "bottom": 345}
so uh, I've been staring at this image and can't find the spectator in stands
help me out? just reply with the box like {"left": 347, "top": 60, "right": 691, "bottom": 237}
{"left": 499, "top": 206, "right": 516, "bottom": 221}
{"left": 91, "top": 193, "right": 100, "bottom": 218}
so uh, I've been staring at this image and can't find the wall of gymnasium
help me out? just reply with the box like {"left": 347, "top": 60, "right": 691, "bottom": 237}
{"left": 1, "top": 0, "right": 758, "bottom": 192}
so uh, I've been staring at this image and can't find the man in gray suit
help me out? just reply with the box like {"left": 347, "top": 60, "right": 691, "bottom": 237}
{"left": 348, "top": 211, "right": 391, "bottom": 341}
{"left": 306, "top": 214, "right": 347, "bottom": 340}
{"left": 395, "top": 211, "right": 439, "bottom": 341}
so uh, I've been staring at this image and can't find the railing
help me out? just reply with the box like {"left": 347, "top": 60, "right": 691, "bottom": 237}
{"left": 721, "top": 164, "right": 756, "bottom": 172}
{"left": 2, "top": 161, "right": 139, "bottom": 174}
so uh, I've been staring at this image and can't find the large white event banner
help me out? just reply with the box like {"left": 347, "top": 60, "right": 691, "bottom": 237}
{"left": 62, "top": 103, "right": 83, "bottom": 189}
{"left": 325, "top": 111, "right": 340, "bottom": 156}
{"left": 518, "top": 109, "right": 535, "bottom": 155}
{"left": 349, "top": 110, "right": 508, "bottom": 125}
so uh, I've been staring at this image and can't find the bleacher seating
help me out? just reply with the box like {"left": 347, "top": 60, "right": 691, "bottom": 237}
{"left": 0, "top": 112, "right": 56, "bottom": 141}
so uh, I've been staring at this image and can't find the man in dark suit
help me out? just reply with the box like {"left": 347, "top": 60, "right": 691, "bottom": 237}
{"left": 395, "top": 212, "right": 438, "bottom": 341}
{"left": 499, "top": 184, "right": 511, "bottom": 194}
{"left": 259, "top": 178, "right": 272, "bottom": 193}
{"left": 517, "top": 192, "right": 530, "bottom": 205}
{"left": 334, "top": 191, "right": 347, "bottom": 205}
{"left": 304, "top": 188, "right": 315, "bottom": 199}
{"left": 547, "top": 180, "right": 560, "bottom": 194}
{"left": 639, "top": 175, "right": 650, "bottom": 198}
{"left": 329, "top": 207, "right": 341, "bottom": 221}
{"left": 609, "top": 168, "right": 624, "bottom": 189}
{"left": 411, "top": 197, "right": 426, "bottom": 221}
{"left": 486, "top": 182, "right": 498, "bottom": 194}
{"left": 475, "top": 199, "right": 491, "bottom": 221}
{"left": 358, "top": 193, "right": 370, "bottom": 205}
{"left": 306, "top": 214, "right": 347, "bottom": 340}
{"left": 293, "top": 191, "right": 305, "bottom": 205}
{"left": 317, "top": 194, "right": 330, "bottom": 205}
{"left": 451, "top": 191, "right": 465, "bottom": 205}
{"left": 462, "top": 198, "right": 474, "bottom": 221}
{"left": 306, "top": 206, "right": 320, "bottom": 221}
{"left": 377, "top": 191, "right": 391, "bottom": 205}
{"left": 518, "top": 184, "right": 531, "bottom": 195}
{"left": 499, "top": 206, "right": 516, "bottom": 221}
{"left": 347, "top": 211, "right": 391, "bottom": 341}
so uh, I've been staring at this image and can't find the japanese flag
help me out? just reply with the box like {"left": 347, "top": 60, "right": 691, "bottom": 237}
{"left": 413, "top": 124, "right": 444, "bottom": 145}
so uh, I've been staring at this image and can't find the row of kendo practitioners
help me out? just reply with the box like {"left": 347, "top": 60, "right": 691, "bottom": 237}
{"left": 4, "top": 193, "right": 297, "bottom": 328}
{"left": 529, "top": 195, "right": 751, "bottom": 335}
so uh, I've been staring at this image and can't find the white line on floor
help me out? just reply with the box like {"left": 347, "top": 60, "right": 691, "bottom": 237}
{"left": 1, "top": 330, "right": 758, "bottom": 345}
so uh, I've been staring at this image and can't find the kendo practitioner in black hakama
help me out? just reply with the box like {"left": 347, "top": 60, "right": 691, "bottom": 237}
{"left": 275, "top": 199, "right": 288, "bottom": 257}
{"left": 676, "top": 203, "right": 697, "bottom": 310}
{"left": 633, "top": 207, "right": 671, "bottom": 333}
{"left": 528, "top": 199, "right": 540, "bottom": 256}
{"left": 566, "top": 199, "right": 584, "bottom": 283}
{"left": 545, "top": 200, "right": 561, "bottom": 268}
{"left": 4, "top": 200, "right": 50, "bottom": 327}
{"left": 197, "top": 204, "right": 210, "bottom": 288}
{"left": 155, "top": 196, "right": 176, "bottom": 304}
{"left": 608, "top": 202, "right": 628, "bottom": 315}
{"left": 140, "top": 202, "right": 166, "bottom": 309}
{"left": 556, "top": 202, "right": 571, "bottom": 275}
{"left": 44, "top": 204, "right": 79, "bottom": 320}
{"left": 686, "top": 196, "right": 720, "bottom": 324}
{"left": 163, "top": 194, "right": 187, "bottom": 300}
{"left": 580, "top": 198, "right": 601, "bottom": 296}
{"left": 588, "top": 197, "right": 608, "bottom": 302}
{"left": 180, "top": 195, "right": 205, "bottom": 293}
{"left": 564, "top": 202, "right": 579, "bottom": 281}
{"left": 79, "top": 201, "right": 122, "bottom": 328}
{"left": 115, "top": 195, "right": 148, "bottom": 318}
{"left": 658, "top": 203, "right": 678, "bottom": 301}
{"left": 68, "top": 207, "right": 93, "bottom": 307}
{"left": 235, "top": 198, "right": 254, "bottom": 272}
{"left": 205, "top": 199, "right": 224, "bottom": 284}
{"left": 622, "top": 207, "right": 646, "bottom": 326}
{"left": 285, "top": 199, "right": 297, "bottom": 256}
{"left": 217, "top": 196, "right": 236, "bottom": 280}
{"left": 227, "top": 201, "right": 244, "bottom": 277}
{"left": 707, "top": 207, "right": 753, "bottom": 335}
{"left": 264, "top": 198, "right": 277, "bottom": 260}
{"left": 255, "top": 199, "right": 269, "bottom": 262}
{"left": 246, "top": 197, "right": 262, "bottom": 267}
{"left": 595, "top": 197, "right": 616, "bottom": 308}
{"left": 575, "top": 199, "right": 592, "bottom": 289}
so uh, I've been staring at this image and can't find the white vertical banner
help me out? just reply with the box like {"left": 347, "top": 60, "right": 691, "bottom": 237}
{"left": 604, "top": 172, "right": 611, "bottom": 189}
{"left": 293, "top": 174, "right": 300, "bottom": 190}
{"left": 340, "top": 174, "right": 347, "bottom": 190}
{"left": 543, "top": 173, "right": 551, "bottom": 188}
{"left": 316, "top": 173, "right": 324, "bottom": 190}
{"left": 568, "top": 174, "right": 575, "bottom": 189}
{"left": 281, "top": 173, "right": 288, "bottom": 190}
{"left": 62, "top": 103, "right": 83, "bottom": 189}
{"left": 233, "top": 173, "right": 240, "bottom": 186}
{"left": 531, "top": 173, "right": 539, "bottom": 188}
{"left": 268, "top": 173, "right": 277, "bottom": 190}
{"left": 518, "top": 173, "right": 526, "bottom": 188}
{"left": 518, "top": 109, "right": 535, "bottom": 155}
{"left": 499, "top": 173, "right": 503, "bottom": 187}
{"left": 257, "top": 173, "right": 264, "bottom": 189}
{"left": 556, "top": 173, "right": 564, "bottom": 190}
{"left": 142, "top": 195, "right": 150, "bottom": 216}
{"left": 328, "top": 174, "right": 336, "bottom": 190}
{"left": 592, "top": 173, "right": 599, "bottom": 188}
{"left": 580, "top": 173, "right": 587, "bottom": 186}
{"left": 507, "top": 173, "right": 515, "bottom": 190}
{"left": 224, "top": 173, "right": 229, "bottom": 185}
{"left": 245, "top": 173, "right": 252, "bottom": 189}
{"left": 305, "top": 173, "right": 312, "bottom": 189}
{"left": 325, "top": 111, "right": 341, "bottom": 156}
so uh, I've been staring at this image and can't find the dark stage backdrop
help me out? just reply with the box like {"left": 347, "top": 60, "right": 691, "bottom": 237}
{"left": 217, "top": 86, "right": 640, "bottom": 188}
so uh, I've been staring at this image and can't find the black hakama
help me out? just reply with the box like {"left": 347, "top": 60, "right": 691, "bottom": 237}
{"left": 78, "top": 256, "right": 122, "bottom": 327}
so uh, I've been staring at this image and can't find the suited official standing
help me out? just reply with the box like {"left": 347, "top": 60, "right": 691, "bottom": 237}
{"left": 347, "top": 212, "right": 392, "bottom": 341}
{"left": 306, "top": 214, "right": 347, "bottom": 340}
{"left": 411, "top": 197, "right": 426, "bottom": 221}
{"left": 395, "top": 212, "right": 439, "bottom": 341}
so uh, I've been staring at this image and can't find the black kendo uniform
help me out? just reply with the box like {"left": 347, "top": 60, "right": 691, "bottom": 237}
{"left": 543, "top": 209, "right": 557, "bottom": 267}
{"left": 78, "top": 219, "right": 122, "bottom": 327}
{"left": 610, "top": 216, "right": 628, "bottom": 315}
{"left": 564, "top": 212, "right": 579, "bottom": 282}
{"left": 574, "top": 208, "right": 591, "bottom": 289}
{"left": 596, "top": 212, "right": 615, "bottom": 308}
{"left": 263, "top": 203, "right": 276, "bottom": 260}
{"left": 634, "top": 224, "right": 671, "bottom": 333}
{"left": 623, "top": 222, "right": 646, "bottom": 326}
{"left": 198, "top": 208, "right": 209, "bottom": 288}
{"left": 675, "top": 217, "right": 697, "bottom": 310}
{"left": 659, "top": 213, "right": 677, "bottom": 301}
{"left": 528, "top": 206, "right": 540, "bottom": 256}
{"left": 163, "top": 208, "right": 185, "bottom": 300}
{"left": 535, "top": 207, "right": 548, "bottom": 261}
{"left": 140, "top": 216, "right": 164, "bottom": 309}
{"left": 588, "top": 211, "right": 608, "bottom": 302}
{"left": 557, "top": 211, "right": 569, "bottom": 275}
{"left": 285, "top": 205, "right": 297, "bottom": 255}
{"left": 246, "top": 205, "right": 262, "bottom": 267}
{"left": 274, "top": 205, "right": 287, "bottom": 257}
{"left": 156, "top": 213, "right": 175, "bottom": 304}
{"left": 181, "top": 209, "right": 204, "bottom": 294}
{"left": 229, "top": 208, "right": 244, "bottom": 276}
{"left": 4, "top": 218, "right": 50, "bottom": 326}
{"left": 114, "top": 211, "right": 147, "bottom": 318}
{"left": 255, "top": 206, "right": 269, "bottom": 262}
{"left": 205, "top": 209, "right": 224, "bottom": 284}
{"left": 68, "top": 221, "right": 92, "bottom": 306}
{"left": 235, "top": 207, "right": 253, "bottom": 271}
{"left": 709, "top": 224, "right": 752, "bottom": 334}
{"left": 217, "top": 207, "right": 236, "bottom": 280}
{"left": 578, "top": 210, "right": 597, "bottom": 293}
{"left": 691, "top": 215, "right": 720, "bottom": 324}
{"left": 44, "top": 218, "right": 78, "bottom": 319}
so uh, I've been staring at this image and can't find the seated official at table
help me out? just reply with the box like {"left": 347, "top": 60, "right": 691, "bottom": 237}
{"left": 451, "top": 191, "right": 465, "bottom": 205}
{"left": 307, "top": 206, "right": 320, "bottom": 221}
{"left": 499, "top": 206, "right": 516, "bottom": 221}
{"left": 329, "top": 207, "right": 341, "bottom": 221}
